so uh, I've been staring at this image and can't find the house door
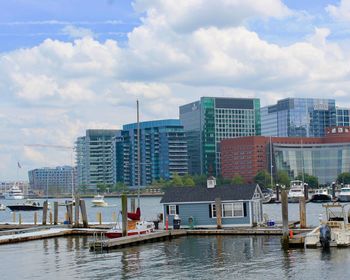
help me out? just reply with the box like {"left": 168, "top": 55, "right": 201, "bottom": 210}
{"left": 253, "top": 201, "right": 262, "bottom": 224}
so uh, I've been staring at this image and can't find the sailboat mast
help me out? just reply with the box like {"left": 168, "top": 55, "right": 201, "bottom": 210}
{"left": 269, "top": 136, "right": 273, "bottom": 187}
{"left": 137, "top": 100, "right": 141, "bottom": 207}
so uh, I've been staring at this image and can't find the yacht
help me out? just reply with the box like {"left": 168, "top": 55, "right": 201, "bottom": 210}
{"left": 310, "top": 188, "right": 332, "bottom": 203}
{"left": 4, "top": 185, "right": 24, "bottom": 200}
{"left": 337, "top": 185, "right": 350, "bottom": 202}
{"left": 7, "top": 200, "right": 44, "bottom": 211}
{"left": 288, "top": 180, "right": 305, "bottom": 203}
{"left": 91, "top": 194, "right": 108, "bottom": 207}
{"left": 0, "top": 204, "right": 6, "bottom": 211}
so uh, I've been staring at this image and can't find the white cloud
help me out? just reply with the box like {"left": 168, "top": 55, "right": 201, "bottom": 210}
{"left": 326, "top": 0, "right": 350, "bottom": 21}
{"left": 62, "top": 25, "right": 95, "bottom": 39}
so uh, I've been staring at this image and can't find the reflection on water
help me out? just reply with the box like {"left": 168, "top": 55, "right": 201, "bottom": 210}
{"left": 1, "top": 235, "right": 350, "bottom": 279}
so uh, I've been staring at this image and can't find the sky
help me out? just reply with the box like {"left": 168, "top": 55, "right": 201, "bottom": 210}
{"left": 1, "top": 0, "right": 350, "bottom": 180}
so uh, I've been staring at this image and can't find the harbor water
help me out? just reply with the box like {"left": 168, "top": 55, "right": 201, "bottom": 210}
{"left": 1, "top": 197, "right": 350, "bottom": 279}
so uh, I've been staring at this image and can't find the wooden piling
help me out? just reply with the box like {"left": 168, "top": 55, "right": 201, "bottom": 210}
{"left": 299, "top": 197, "right": 306, "bottom": 228}
{"left": 215, "top": 198, "right": 222, "bottom": 229}
{"left": 34, "top": 212, "right": 37, "bottom": 225}
{"left": 304, "top": 184, "right": 308, "bottom": 200}
{"left": 121, "top": 194, "right": 128, "bottom": 237}
{"left": 276, "top": 185, "right": 280, "bottom": 202}
{"left": 74, "top": 196, "right": 80, "bottom": 228}
{"left": 80, "top": 199, "right": 88, "bottom": 228}
{"left": 281, "top": 190, "right": 289, "bottom": 249}
{"left": 18, "top": 213, "right": 22, "bottom": 225}
{"left": 54, "top": 202, "right": 58, "bottom": 225}
{"left": 42, "top": 200, "right": 48, "bottom": 225}
{"left": 49, "top": 211, "right": 53, "bottom": 225}
{"left": 12, "top": 212, "right": 16, "bottom": 223}
{"left": 66, "top": 204, "right": 73, "bottom": 225}
{"left": 332, "top": 183, "right": 336, "bottom": 201}
{"left": 96, "top": 212, "right": 102, "bottom": 225}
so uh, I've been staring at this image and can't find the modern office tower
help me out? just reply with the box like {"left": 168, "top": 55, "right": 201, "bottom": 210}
{"left": 75, "top": 129, "right": 119, "bottom": 191}
{"left": 221, "top": 127, "right": 350, "bottom": 185}
{"left": 179, "top": 97, "right": 261, "bottom": 176}
{"left": 28, "top": 166, "right": 76, "bottom": 195}
{"left": 336, "top": 107, "right": 350, "bottom": 127}
{"left": 261, "top": 98, "right": 336, "bottom": 137}
{"left": 117, "top": 119, "right": 188, "bottom": 186}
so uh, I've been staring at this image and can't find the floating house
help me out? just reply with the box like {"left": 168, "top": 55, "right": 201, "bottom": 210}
{"left": 160, "top": 178, "right": 264, "bottom": 229}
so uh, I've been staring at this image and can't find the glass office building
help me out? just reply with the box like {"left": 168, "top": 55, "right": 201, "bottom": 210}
{"left": 117, "top": 119, "right": 188, "bottom": 186}
{"left": 180, "top": 97, "right": 261, "bottom": 176}
{"left": 75, "top": 129, "right": 119, "bottom": 191}
{"left": 336, "top": 107, "right": 350, "bottom": 127}
{"left": 261, "top": 98, "right": 336, "bottom": 137}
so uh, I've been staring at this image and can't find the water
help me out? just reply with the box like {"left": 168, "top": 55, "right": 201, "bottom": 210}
{"left": 1, "top": 235, "right": 350, "bottom": 279}
{"left": 1, "top": 197, "right": 350, "bottom": 279}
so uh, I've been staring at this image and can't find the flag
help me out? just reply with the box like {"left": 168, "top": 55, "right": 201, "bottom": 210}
{"left": 17, "top": 162, "right": 22, "bottom": 168}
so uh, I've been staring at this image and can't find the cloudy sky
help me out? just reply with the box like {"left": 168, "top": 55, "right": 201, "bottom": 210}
{"left": 1, "top": 0, "right": 350, "bottom": 180}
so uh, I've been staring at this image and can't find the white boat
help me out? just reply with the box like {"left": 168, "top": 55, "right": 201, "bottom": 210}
{"left": 305, "top": 202, "right": 350, "bottom": 248}
{"left": 0, "top": 204, "right": 6, "bottom": 211}
{"left": 4, "top": 185, "right": 24, "bottom": 200}
{"left": 105, "top": 220, "right": 155, "bottom": 239}
{"left": 337, "top": 186, "right": 350, "bottom": 202}
{"left": 288, "top": 180, "right": 305, "bottom": 203}
{"left": 91, "top": 194, "right": 108, "bottom": 207}
{"left": 7, "top": 200, "right": 44, "bottom": 211}
{"left": 310, "top": 188, "right": 332, "bottom": 203}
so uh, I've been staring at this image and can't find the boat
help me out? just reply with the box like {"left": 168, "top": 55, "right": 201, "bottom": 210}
{"left": 105, "top": 220, "right": 155, "bottom": 239}
{"left": 288, "top": 180, "right": 305, "bottom": 203}
{"left": 310, "top": 188, "right": 332, "bottom": 203}
{"left": 0, "top": 204, "right": 6, "bottom": 211}
{"left": 261, "top": 188, "right": 276, "bottom": 204}
{"left": 91, "top": 194, "right": 108, "bottom": 207}
{"left": 305, "top": 202, "right": 350, "bottom": 248}
{"left": 4, "top": 185, "right": 24, "bottom": 200}
{"left": 7, "top": 200, "right": 44, "bottom": 211}
{"left": 337, "top": 185, "right": 350, "bottom": 202}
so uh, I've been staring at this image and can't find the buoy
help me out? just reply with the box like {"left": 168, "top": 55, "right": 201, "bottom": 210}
{"left": 289, "top": 230, "right": 294, "bottom": 238}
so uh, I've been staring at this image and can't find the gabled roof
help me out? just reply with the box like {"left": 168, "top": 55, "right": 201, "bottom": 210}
{"left": 160, "top": 184, "right": 260, "bottom": 203}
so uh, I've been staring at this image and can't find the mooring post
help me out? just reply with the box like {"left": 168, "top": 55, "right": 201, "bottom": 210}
{"left": 299, "top": 196, "right": 306, "bottom": 228}
{"left": 332, "top": 182, "right": 336, "bottom": 201}
{"left": 34, "top": 212, "right": 37, "bottom": 225}
{"left": 49, "top": 211, "right": 53, "bottom": 225}
{"left": 12, "top": 212, "right": 16, "bottom": 223}
{"left": 281, "top": 189, "right": 289, "bottom": 249}
{"left": 80, "top": 199, "right": 88, "bottom": 227}
{"left": 42, "top": 200, "right": 48, "bottom": 225}
{"left": 130, "top": 197, "right": 136, "bottom": 212}
{"left": 54, "top": 202, "right": 58, "bottom": 225}
{"left": 215, "top": 197, "right": 222, "bottom": 229}
{"left": 74, "top": 196, "right": 80, "bottom": 228}
{"left": 18, "top": 213, "right": 22, "bottom": 225}
{"left": 276, "top": 184, "right": 280, "bottom": 202}
{"left": 304, "top": 183, "right": 308, "bottom": 201}
{"left": 66, "top": 203, "right": 73, "bottom": 225}
{"left": 96, "top": 212, "right": 102, "bottom": 225}
{"left": 121, "top": 193, "right": 128, "bottom": 237}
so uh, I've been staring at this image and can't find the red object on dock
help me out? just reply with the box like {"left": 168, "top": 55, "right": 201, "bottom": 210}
{"left": 289, "top": 230, "right": 294, "bottom": 238}
{"left": 127, "top": 207, "right": 141, "bottom": 220}
{"left": 165, "top": 215, "right": 169, "bottom": 231}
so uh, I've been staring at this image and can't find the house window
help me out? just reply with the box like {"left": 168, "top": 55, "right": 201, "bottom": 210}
{"left": 211, "top": 202, "right": 244, "bottom": 218}
{"left": 168, "top": 205, "right": 178, "bottom": 215}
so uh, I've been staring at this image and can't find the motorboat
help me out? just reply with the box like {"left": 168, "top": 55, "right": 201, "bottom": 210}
{"left": 305, "top": 202, "right": 350, "bottom": 248}
{"left": 0, "top": 204, "right": 6, "bottom": 211}
{"left": 91, "top": 194, "right": 108, "bottom": 207}
{"left": 261, "top": 188, "right": 276, "bottom": 204}
{"left": 105, "top": 220, "right": 155, "bottom": 239}
{"left": 310, "top": 188, "right": 332, "bottom": 203}
{"left": 4, "top": 185, "right": 24, "bottom": 200}
{"left": 337, "top": 185, "right": 350, "bottom": 202}
{"left": 7, "top": 200, "right": 44, "bottom": 211}
{"left": 288, "top": 180, "right": 305, "bottom": 203}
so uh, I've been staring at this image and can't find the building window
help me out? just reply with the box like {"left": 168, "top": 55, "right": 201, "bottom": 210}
{"left": 167, "top": 205, "right": 178, "bottom": 215}
{"left": 211, "top": 202, "right": 244, "bottom": 218}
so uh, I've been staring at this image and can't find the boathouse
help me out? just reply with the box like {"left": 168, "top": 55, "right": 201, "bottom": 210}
{"left": 160, "top": 178, "right": 264, "bottom": 229}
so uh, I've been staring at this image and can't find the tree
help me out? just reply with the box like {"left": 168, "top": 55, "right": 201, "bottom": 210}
{"left": 193, "top": 174, "right": 207, "bottom": 187}
{"left": 96, "top": 183, "right": 108, "bottom": 193}
{"left": 276, "top": 170, "right": 290, "bottom": 188}
{"left": 216, "top": 176, "right": 231, "bottom": 186}
{"left": 337, "top": 172, "right": 350, "bottom": 185}
{"left": 113, "top": 182, "right": 128, "bottom": 193}
{"left": 295, "top": 173, "right": 319, "bottom": 188}
{"left": 231, "top": 174, "right": 244, "bottom": 185}
{"left": 168, "top": 173, "right": 184, "bottom": 187}
{"left": 182, "top": 174, "right": 195, "bottom": 187}
{"left": 254, "top": 170, "right": 272, "bottom": 188}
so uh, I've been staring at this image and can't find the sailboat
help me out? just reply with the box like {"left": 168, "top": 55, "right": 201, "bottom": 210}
{"left": 106, "top": 100, "right": 154, "bottom": 239}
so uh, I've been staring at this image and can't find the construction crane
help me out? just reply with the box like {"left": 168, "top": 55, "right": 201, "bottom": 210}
{"left": 25, "top": 144, "right": 76, "bottom": 198}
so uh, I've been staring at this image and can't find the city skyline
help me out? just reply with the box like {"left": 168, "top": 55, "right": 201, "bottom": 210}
{"left": 1, "top": 1, "right": 350, "bottom": 180}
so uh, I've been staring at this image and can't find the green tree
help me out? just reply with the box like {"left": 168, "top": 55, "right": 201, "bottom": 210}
{"left": 337, "top": 172, "right": 350, "bottom": 185}
{"left": 231, "top": 174, "right": 244, "bottom": 185}
{"left": 169, "top": 173, "right": 184, "bottom": 187}
{"left": 113, "top": 182, "right": 128, "bottom": 193}
{"left": 295, "top": 173, "right": 319, "bottom": 188}
{"left": 96, "top": 183, "right": 108, "bottom": 193}
{"left": 216, "top": 176, "right": 231, "bottom": 186}
{"left": 193, "top": 174, "right": 207, "bottom": 187}
{"left": 254, "top": 170, "right": 272, "bottom": 188}
{"left": 183, "top": 175, "right": 195, "bottom": 187}
{"left": 276, "top": 170, "right": 290, "bottom": 188}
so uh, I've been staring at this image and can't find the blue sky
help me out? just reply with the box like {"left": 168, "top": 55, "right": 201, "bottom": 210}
{"left": 1, "top": 0, "right": 350, "bottom": 180}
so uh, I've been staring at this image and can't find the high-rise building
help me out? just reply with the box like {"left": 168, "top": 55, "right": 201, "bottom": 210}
{"left": 75, "top": 129, "right": 119, "bottom": 191}
{"left": 28, "top": 166, "right": 76, "bottom": 195}
{"left": 179, "top": 97, "right": 261, "bottom": 176}
{"left": 116, "top": 119, "right": 188, "bottom": 186}
{"left": 336, "top": 107, "right": 350, "bottom": 127}
{"left": 261, "top": 98, "right": 336, "bottom": 137}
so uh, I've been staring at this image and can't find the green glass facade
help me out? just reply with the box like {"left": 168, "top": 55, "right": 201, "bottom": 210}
{"left": 180, "top": 97, "right": 261, "bottom": 176}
